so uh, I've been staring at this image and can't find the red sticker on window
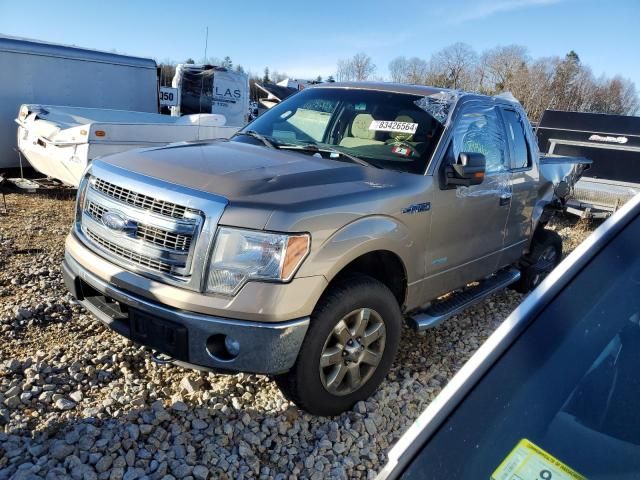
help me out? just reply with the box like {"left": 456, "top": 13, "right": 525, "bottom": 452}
{"left": 392, "top": 145, "right": 412, "bottom": 157}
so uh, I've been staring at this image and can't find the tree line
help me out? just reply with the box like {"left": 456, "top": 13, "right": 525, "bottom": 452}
{"left": 337, "top": 43, "right": 638, "bottom": 120}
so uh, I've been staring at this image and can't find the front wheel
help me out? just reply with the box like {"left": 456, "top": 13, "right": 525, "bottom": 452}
{"left": 275, "top": 274, "right": 402, "bottom": 416}
{"left": 512, "top": 229, "right": 563, "bottom": 293}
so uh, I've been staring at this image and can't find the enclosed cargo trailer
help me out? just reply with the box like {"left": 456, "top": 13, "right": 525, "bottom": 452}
{"left": 0, "top": 35, "right": 159, "bottom": 169}
{"left": 537, "top": 109, "right": 640, "bottom": 217}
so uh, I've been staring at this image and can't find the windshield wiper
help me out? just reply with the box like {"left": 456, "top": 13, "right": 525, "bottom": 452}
{"left": 277, "top": 142, "right": 380, "bottom": 169}
{"left": 234, "top": 130, "right": 276, "bottom": 149}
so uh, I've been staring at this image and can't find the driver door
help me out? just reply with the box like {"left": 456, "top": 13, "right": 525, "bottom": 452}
{"left": 424, "top": 102, "right": 512, "bottom": 298}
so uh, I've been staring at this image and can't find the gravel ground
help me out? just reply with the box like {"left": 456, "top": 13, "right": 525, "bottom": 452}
{"left": 0, "top": 192, "right": 597, "bottom": 480}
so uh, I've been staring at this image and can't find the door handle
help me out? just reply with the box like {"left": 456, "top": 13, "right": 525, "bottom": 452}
{"left": 499, "top": 195, "right": 511, "bottom": 206}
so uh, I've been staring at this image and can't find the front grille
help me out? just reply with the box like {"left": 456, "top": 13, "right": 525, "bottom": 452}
{"left": 86, "top": 229, "right": 173, "bottom": 274}
{"left": 93, "top": 177, "right": 195, "bottom": 220}
{"left": 87, "top": 201, "right": 107, "bottom": 221}
{"left": 86, "top": 201, "right": 192, "bottom": 252}
{"left": 136, "top": 224, "right": 192, "bottom": 252}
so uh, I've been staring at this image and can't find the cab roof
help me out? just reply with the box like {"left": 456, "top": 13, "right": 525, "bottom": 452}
{"left": 311, "top": 81, "right": 520, "bottom": 107}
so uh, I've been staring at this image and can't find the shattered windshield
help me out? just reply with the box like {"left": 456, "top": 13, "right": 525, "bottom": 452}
{"left": 237, "top": 87, "right": 446, "bottom": 174}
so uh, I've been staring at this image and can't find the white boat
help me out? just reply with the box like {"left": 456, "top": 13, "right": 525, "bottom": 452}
{"left": 16, "top": 104, "right": 239, "bottom": 187}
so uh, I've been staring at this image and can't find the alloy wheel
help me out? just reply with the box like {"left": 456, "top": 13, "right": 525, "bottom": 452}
{"left": 319, "top": 308, "right": 387, "bottom": 396}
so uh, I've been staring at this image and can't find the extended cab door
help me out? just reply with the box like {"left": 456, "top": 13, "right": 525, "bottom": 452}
{"left": 498, "top": 106, "right": 539, "bottom": 265}
{"left": 423, "top": 101, "right": 512, "bottom": 299}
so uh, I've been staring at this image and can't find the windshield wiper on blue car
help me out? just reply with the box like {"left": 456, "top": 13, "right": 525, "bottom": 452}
{"left": 233, "top": 130, "right": 277, "bottom": 149}
{"left": 277, "top": 142, "right": 380, "bottom": 169}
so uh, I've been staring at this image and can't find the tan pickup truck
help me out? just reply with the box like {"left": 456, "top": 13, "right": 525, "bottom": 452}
{"left": 63, "top": 83, "right": 589, "bottom": 415}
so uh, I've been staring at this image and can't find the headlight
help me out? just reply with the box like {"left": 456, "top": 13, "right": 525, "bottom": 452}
{"left": 206, "top": 227, "right": 310, "bottom": 295}
{"left": 75, "top": 174, "right": 90, "bottom": 223}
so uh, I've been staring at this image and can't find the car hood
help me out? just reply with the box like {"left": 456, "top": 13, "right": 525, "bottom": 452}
{"left": 102, "top": 140, "right": 412, "bottom": 228}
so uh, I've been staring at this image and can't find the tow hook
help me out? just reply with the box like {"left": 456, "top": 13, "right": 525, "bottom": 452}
{"left": 150, "top": 350, "right": 174, "bottom": 366}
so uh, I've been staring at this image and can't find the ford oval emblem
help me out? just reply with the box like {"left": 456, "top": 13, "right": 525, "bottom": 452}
{"left": 101, "top": 211, "right": 128, "bottom": 231}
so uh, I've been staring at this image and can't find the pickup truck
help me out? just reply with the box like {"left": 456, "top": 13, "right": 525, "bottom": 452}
{"left": 62, "top": 83, "right": 589, "bottom": 415}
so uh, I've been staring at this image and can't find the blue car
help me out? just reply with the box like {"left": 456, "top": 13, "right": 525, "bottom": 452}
{"left": 379, "top": 193, "right": 640, "bottom": 480}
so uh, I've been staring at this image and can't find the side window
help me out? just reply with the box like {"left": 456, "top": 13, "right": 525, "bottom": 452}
{"left": 453, "top": 107, "right": 507, "bottom": 174}
{"left": 503, "top": 109, "right": 531, "bottom": 169}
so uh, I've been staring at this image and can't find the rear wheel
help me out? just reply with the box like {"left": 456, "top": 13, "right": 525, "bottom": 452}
{"left": 513, "top": 229, "right": 562, "bottom": 293}
{"left": 275, "top": 274, "right": 402, "bottom": 416}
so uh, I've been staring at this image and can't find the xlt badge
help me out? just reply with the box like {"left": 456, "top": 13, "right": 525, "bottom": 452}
{"left": 402, "top": 202, "right": 431, "bottom": 214}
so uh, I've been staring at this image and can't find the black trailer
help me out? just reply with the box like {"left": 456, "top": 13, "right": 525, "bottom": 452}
{"left": 537, "top": 110, "right": 640, "bottom": 218}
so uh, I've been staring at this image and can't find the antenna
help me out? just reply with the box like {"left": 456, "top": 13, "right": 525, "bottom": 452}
{"left": 203, "top": 26, "right": 208, "bottom": 63}
{"left": 198, "top": 26, "right": 209, "bottom": 141}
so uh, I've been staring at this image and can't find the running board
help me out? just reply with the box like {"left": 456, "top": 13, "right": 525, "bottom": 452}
{"left": 408, "top": 268, "right": 521, "bottom": 331}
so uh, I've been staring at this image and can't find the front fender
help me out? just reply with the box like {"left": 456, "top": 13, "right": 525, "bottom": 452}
{"left": 296, "top": 215, "right": 418, "bottom": 285}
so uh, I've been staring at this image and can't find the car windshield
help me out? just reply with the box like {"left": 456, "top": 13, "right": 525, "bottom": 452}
{"left": 236, "top": 87, "right": 445, "bottom": 174}
{"left": 401, "top": 213, "right": 640, "bottom": 479}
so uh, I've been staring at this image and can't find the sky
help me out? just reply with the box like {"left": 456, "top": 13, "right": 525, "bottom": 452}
{"left": 1, "top": 0, "right": 639, "bottom": 88}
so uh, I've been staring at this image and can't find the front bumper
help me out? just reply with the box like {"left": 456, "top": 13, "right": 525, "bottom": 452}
{"left": 63, "top": 253, "right": 309, "bottom": 374}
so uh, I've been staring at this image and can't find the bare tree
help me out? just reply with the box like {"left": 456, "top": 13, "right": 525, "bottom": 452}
{"left": 482, "top": 45, "right": 529, "bottom": 91}
{"left": 405, "top": 57, "right": 429, "bottom": 84}
{"left": 389, "top": 56, "right": 428, "bottom": 84}
{"left": 337, "top": 53, "right": 376, "bottom": 81}
{"left": 430, "top": 42, "right": 478, "bottom": 90}
{"left": 388, "top": 56, "right": 409, "bottom": 83}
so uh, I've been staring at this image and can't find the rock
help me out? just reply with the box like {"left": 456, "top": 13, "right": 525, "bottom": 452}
{"left": 192, "top": 465, "right": 209, "bottom": 480}
{"left": 65, "top": 429, "right": 80, "bottom": 444}
{"left": 354, "top": 401, "right": 367, "bottom": 414}
{"left": 70, "top": 390, "right": 83, "bottom": 402}
{"left": 179, "top": 376, "right": 202, "bottom": 394}
{"left": 55, "top": 397, "right": 76, "bottom": 410}
{"left": 364, "top": 418, "right": 378, "bottom": 435}
{"left": 4, "top": 395, "right": 21, "bottom": 409}
{"left": 125, "top": 449, "right": 135, "bottom": 467}
{"left": 95, "top": 455, "right": 113, "bottom": 473}
{"left": 171, "top": 401, "right": 188, "bottom": 412}
{"left": 191, "top": 419, "right": 207, "bottom": 430}
{"left": 171, "top": 464, "right": 193, "bottom": 478}
{"left": 110, "top": 467, "right": 125, "bottom": 480}
{"left": 126, "top": 424, "right": 140, "bottom": 441}
{"left": 333, "top": 442, "right": 347, "bottom": 454}
{"left": 50, "top": 441, "right": 74, "bottom": 460}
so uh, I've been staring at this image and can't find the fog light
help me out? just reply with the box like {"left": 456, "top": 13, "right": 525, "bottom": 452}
{"left": 206, "top": 334, "right": 240, "bottom": 361}
{"left": 224, "top": 336, "right": 241, "bottom": 357}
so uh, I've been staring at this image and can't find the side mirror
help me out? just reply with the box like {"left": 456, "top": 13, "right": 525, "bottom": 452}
{"left": 445, "top": 152, "right": 486, "bottom": 187}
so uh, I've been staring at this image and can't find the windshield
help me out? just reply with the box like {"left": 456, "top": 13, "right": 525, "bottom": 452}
{"left": 400, "top": 213, "right": 640, "bottom": 479}
{"left": 237, "top": 87, "right": 445, "bottom": 174}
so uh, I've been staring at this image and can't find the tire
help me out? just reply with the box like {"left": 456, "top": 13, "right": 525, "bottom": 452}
{"left": 275, "top": 274, "right": 402, "bottom": 416}
{"left": 512, "top": 229, "right": 562, "bottom": 293}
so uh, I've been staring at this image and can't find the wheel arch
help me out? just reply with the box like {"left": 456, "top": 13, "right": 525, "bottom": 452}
{"left": 324, "top": 249, "right": 408, "bottom": 309}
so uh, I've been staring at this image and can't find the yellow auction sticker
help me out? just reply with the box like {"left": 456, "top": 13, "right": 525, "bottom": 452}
{"left": 492, "top": 439, "right": 587, "bottom": 480}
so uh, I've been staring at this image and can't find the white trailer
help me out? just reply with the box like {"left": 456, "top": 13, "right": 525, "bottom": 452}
{"left": 0, "top": 35, "right": 159, "bottom": 169}
{"left": 16, "top": 105, "right": 239, "bottom": 187}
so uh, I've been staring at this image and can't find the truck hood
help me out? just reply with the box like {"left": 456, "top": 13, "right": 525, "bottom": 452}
{"left": 101, "top": 140, "right": 410, "bottom": 226}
